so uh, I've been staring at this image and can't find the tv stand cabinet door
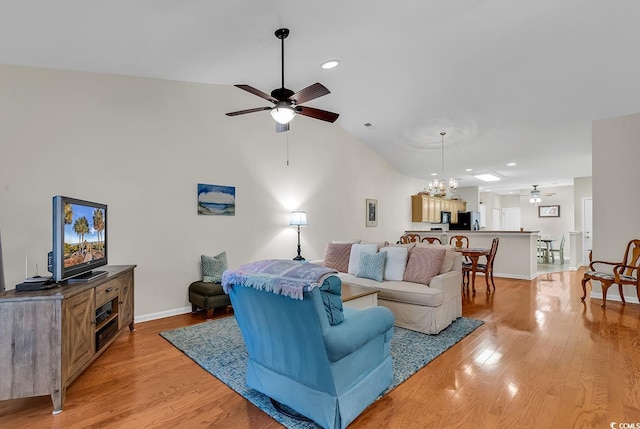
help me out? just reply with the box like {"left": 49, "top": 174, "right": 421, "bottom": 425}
{"left": 62, "top": 288, "right": 95, "bottom": 385}
{"left": 118, "top": 271, "right": 134, "bottom": 331}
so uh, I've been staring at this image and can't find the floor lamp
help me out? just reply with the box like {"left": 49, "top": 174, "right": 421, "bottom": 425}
{"left": 289, "top": 210, "right": 308, "bottom": 261}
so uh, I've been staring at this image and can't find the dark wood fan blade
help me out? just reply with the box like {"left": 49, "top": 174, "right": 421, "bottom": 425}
{"left": 296, "top": 106, "right": 339, "bottom": 123}
{"left": 276, "top": 122, "right": 290, "bottom": 133}
{"left": 289, "top": 83, "right": 330, "bottom": 105}
{"left": 235, "top": 85, "right": 277, "bottom": 103}
{"left": 225, "top": 106, "right": 271, "bottom": 116}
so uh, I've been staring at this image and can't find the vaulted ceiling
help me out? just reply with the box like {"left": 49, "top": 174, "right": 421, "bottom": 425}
{"left": 2, "top": 1, "right": 639, "bottom": 194}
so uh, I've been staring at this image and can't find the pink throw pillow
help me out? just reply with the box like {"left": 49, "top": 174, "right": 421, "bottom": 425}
{"left": 324, "top": 243, "right": 353, "bottom": 273}
{"left": 403, "top": 246, "right": 446, "bottom": 285}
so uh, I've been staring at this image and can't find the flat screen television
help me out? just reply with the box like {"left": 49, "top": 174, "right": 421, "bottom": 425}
{"left": 50, "top": 196, "right": 108, "bottom": 282}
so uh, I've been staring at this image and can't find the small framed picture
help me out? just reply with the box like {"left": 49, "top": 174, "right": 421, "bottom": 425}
{"left": 538, "top": 205, "right": 560, "bottom": 218}
{"left": 366, "top": 199, "right": 378, "bottom": 227}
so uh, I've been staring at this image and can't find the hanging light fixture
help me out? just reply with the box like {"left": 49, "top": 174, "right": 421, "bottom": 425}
{"left": 270, "top": 102, "right": 296, "bottom": 124}
{"left": 428, "top": 132, "right": 458, "bottom": 197}
{"left": 529, "top": 185, "right": 542, "bottom": 204}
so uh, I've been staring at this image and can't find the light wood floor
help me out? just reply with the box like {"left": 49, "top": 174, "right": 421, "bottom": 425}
{"left": 2, "top": 269, "right": 640, "bottom": 428}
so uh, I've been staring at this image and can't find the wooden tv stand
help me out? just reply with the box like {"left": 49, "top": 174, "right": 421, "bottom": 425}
{"left": 0, "top": 265, "right": 136, "bottom": 413}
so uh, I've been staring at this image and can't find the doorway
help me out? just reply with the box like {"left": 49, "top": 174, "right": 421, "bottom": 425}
{"left": 502, "top": 208, "right": 521, "bottom": 231}
{"left": 492, "top": 208, "right": 501, "bottom": 230}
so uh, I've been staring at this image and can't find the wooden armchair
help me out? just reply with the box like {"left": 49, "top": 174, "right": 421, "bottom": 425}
{"left": 421, "top": 237, "right": 441, "bottom": 244}
{"left": 581, "top": 239, "right": 640, "bottom": 308}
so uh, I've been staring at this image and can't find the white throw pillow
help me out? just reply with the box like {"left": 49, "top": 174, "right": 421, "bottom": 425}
{"left": 348, "top": 244, "right": 378, "bottom": 275}
{"left": 380, "top": 246, "right": 408, "bottom": 281}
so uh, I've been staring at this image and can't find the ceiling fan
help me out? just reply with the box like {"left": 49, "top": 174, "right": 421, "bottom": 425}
{"left": 520, "top": 185, "right": 556, "bottom": 203}
{"left": 225, "top": 28, "right": 339, "bottom": 133}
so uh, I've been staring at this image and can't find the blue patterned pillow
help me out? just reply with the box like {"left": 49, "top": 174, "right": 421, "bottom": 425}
{"left": 201, "top": 251, "right": 228, "bottom": 283}
{"left": 356, "top": 251, "right": 386, "bottom": 282}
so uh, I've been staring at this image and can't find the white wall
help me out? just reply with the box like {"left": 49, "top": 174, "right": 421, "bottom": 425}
{"left": 592, "top": 112, "right": 640, "bottom": 302}
{"left": 519, "top": 185, "right": 574, "bottom": 237}
{"left": 573, "top": 176, "right": 592, "bottom": 232}
{"left": 0, "top": 65, "right": 425, "bottom": 318}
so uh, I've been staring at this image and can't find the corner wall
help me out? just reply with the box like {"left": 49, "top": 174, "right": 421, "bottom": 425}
{"left": 591, "top": 112, "right": 640, "bottom": 302}
{"left": 0, "top": 65, "right": 425, "bottom": 318}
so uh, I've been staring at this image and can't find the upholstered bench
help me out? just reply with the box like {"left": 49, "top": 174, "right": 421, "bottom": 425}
{"left": 188, "top": 281, "right": 232, "bottom": 319}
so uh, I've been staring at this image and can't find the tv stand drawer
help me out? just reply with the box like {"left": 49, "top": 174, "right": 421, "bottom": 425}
{"left": 95, "top": 282, "right": 119, "bottom": 307}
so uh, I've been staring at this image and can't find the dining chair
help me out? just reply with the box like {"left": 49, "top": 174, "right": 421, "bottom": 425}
{"left": 462, "top": 237, "right": 499, "bottom": 293}
{"left": 449, "top": 235, "right": 469, "bottom": 249}
{"left": 398, "top": 234, "right": 421, "bottom": 244}
{"left": 581, "top": 239, "right": 640, "bottom": 308}
{"left": 536, "top": 235, "right": 544, "bottom": 261}
{"left": 421, "top": 237, "right": 441, "bottom": 244}
{"left": 549, "top": 235, "right": 565, "bottom": 263}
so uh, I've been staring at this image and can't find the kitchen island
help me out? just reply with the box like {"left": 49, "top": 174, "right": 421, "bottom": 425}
{"left": 405, "top": 230, "right": 539, "bottom": 280}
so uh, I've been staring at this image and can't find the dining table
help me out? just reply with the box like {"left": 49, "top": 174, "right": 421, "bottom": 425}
{"left": 538, "top": 238, "right": 556, "bottom": 263}
{"left": 455, "top": 247, "right": 491, "bottom": 294}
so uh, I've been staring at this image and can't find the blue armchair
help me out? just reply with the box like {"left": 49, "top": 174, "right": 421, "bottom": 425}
{"left": 226, "top": 276, "right": 394, "bottom": 429}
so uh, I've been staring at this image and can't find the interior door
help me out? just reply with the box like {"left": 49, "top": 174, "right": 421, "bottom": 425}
{"left": 492, "top": 208, "right": 501, "bottom": 230}
{"left": 502, "top": 208, "right": 521, "bottom": 231}
{"left": 583, "top": 197, "right": 593, "bottom": 265}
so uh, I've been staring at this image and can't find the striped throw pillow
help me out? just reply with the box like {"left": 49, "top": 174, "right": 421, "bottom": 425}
{"left": 403, "top": 246, "right": 446, "bottom": 285}
{"left": 324, "top": 242, "right": 353, "bottom": 273}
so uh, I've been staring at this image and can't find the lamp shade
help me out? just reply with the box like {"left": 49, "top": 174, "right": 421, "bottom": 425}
{"left": 289, "top": 210, "right": 308, "bottom": 226}
{"left": 271, "top": 103, "right": 296, "bottom": 124}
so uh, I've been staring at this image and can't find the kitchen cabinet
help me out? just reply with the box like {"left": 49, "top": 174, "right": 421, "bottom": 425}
{"left": 411, "top": 195, "right": 466, "bottom": 224}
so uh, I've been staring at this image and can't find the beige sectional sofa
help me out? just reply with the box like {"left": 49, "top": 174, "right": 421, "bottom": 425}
{"left": 317, "top": 241, "right": 462, "bottom": 335}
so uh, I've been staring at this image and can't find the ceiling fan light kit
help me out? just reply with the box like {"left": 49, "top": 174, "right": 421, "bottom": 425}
{"left": 529, "top": 185, "right": 542, "bottom": 204}
{"left": 270, "top": 102, "right": 296, "bottom": 124}
{"left": 226, "top": 28, "right": 339, "bottom": 132}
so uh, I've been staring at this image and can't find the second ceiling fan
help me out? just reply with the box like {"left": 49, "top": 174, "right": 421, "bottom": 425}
{"left": 225, "top": 28, "right": 339, "bottom": 132}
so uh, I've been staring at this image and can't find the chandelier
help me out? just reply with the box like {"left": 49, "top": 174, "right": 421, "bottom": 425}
{"left": 428, "top": 132, "right": 458, "bottom": 196}
{"left": 529, "top": 185, "right": 542, "bottom": 204}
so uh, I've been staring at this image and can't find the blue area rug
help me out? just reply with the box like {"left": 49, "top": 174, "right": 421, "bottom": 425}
{"left": 160, "top": 316, "right": 483, "bottom": 428}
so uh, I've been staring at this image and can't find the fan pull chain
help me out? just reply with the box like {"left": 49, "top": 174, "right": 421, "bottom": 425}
{"left": 286, "top": 134, "right": 290, "bottom": 166}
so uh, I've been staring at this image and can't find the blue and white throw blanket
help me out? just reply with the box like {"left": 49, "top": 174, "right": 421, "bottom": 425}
{"left": 221, "top": 259, "right": 338, "bottom": 300}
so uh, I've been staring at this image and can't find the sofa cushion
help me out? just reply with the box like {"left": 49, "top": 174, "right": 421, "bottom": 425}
{"left": 324, "top": 242, "right": 353, "bottom": 273}
{"left": 319, "top": 275, "right": 344, "bottom": 325}
{"left": 403, "top": 246, "right": 446, "bottom": 285}
{"left": 379, "top": 246, "right": 408, "bottom": 281}
{"left": 201, "top": 251, "right": 228, "bottom": 283}
{"left": 348, "top": 244, "right": 378, "bottom": 275}
{"left": 338, "top": 273, "right": 443, "bottom": 307}
{"left": 356, "top": 251, "right": 386, "bottom": 282}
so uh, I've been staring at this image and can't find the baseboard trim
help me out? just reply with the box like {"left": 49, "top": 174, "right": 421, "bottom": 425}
{"left": 135, "top": 306, "right": 192, "bottom": 323}
{"left": 588, "top": 292, "right": 640, "bottom": 305}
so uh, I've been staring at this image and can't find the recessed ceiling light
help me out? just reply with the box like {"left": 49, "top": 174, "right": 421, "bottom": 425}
{"left": 431, "top": 173, "right": 438, "bottom": 176}
{"left": 507, "top": 162, "right": 517, "bottom": 167}
{"left": 474, "top": 173, "right": 501, "bottom": 182}
{"left": 321, "top": 60, "right": 340, "bottom": 69}
{"left": 465, "top": 168, "right": 473, "bottom": 172}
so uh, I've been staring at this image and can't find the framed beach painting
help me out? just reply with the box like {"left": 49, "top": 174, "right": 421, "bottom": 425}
{"left": 366, "top": 199, "right": 378, "bottom": 227}
{"left": 538, "top": 205, "right": 560, "bottom": 218}
{"left": 198, "top": 184, "right": 235, "bottom": 216}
